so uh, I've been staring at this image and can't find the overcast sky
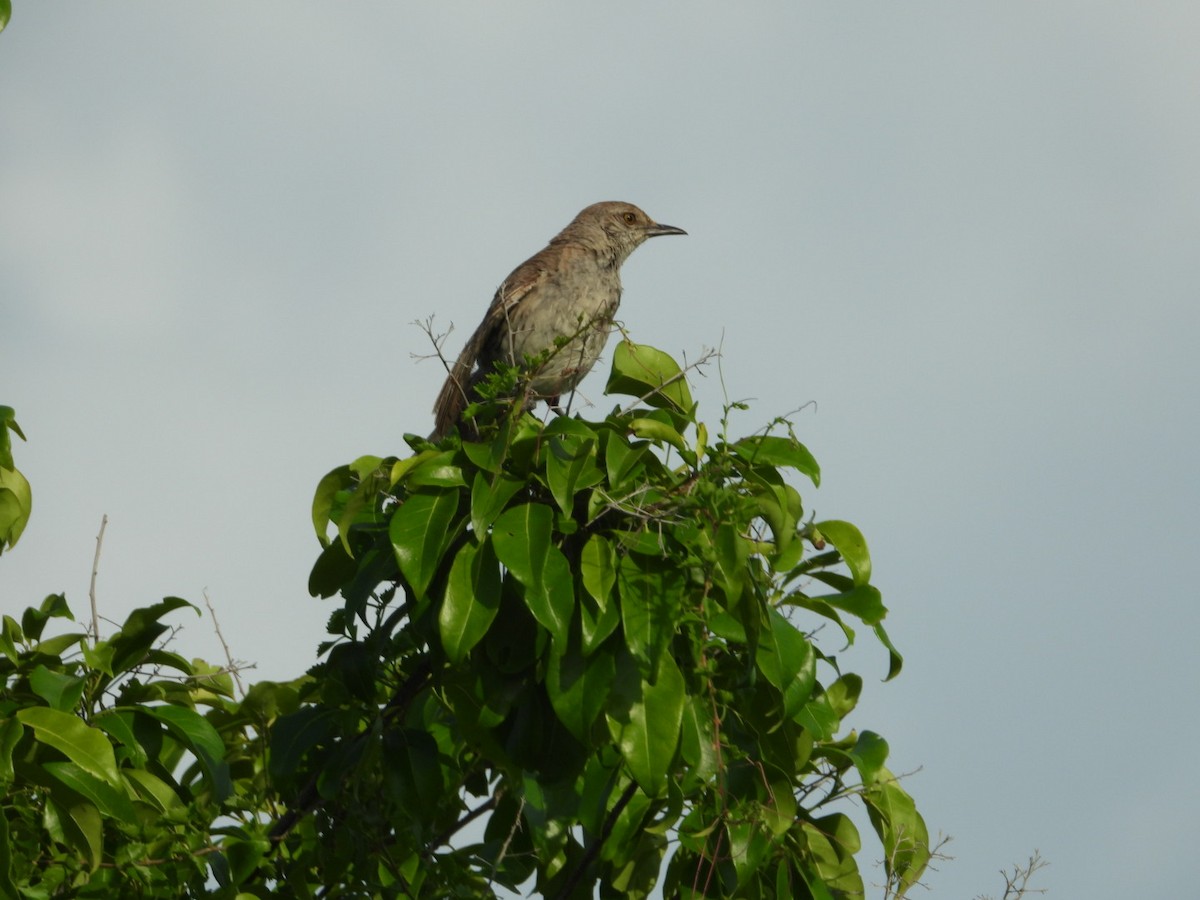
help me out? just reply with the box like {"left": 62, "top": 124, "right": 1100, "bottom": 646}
{"left": 3, "top": 4, "right": 1198, "bottom": 897}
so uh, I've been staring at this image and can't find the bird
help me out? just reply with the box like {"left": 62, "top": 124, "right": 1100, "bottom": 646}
{"left": 430, "top": 201, "right": 686, "bottom": 439}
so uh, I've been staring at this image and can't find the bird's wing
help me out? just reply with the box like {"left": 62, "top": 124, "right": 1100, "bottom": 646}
{"left": 430, "top": 263, "right": 545, "bottom": 438}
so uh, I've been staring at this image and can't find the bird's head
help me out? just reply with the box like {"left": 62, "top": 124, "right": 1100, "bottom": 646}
{"left": 563, "top": 201, "right": 687, "bottom": 264}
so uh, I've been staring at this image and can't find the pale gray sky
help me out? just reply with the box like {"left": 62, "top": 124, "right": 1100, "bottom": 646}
{"left": 3, "top": 4, "right": 1198, "bottom": 897}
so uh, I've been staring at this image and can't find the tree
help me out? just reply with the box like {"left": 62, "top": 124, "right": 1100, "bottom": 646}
{"left": 0, "top": 344, "right": 934, "bottom": 897}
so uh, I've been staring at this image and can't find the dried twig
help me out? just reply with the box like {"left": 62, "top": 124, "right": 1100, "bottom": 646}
{"left": 89, "top": 514, "right": 108, "bottom": 640}
{"left": 203, "top": 590, "right": 246, "bottom": 698}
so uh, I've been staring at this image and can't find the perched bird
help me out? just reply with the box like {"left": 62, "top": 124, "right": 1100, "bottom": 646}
{"left": 431, "top": 201, "right": 686, "bottom": 439}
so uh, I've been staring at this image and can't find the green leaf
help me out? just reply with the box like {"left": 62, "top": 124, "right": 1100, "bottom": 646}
{"left": 21, "top": 593, "right": 72, "bottom": 642}
{"left": 469, "top": 471, "right": 523, "bottom": 536}
{"left": 714, "top": 522, "right": 750, "bottom": 604}
{"left": 785, "top": 593, "right": 856, "bottom": 646}
{"left": 492, "top": 504, "right": 574, "bottom": 646}
{"left": 605, "top": 340, "right": 693, "bottom": 413}
{"left": 269, "top": 706, "right": 340, "bottom": 779}
{"left": 617, "top": 551, "right": 683, "bottom": 676}
{"left": 811, "top": 585, "right": 886, "bottom": 625}
{"left": 308, "top": 539, "right": 357, "bottom": 598}
{"left": 138, "top": 705, "right": 231, "bottom": 801}
{"left": 404, "top": 451, "right": 465, "bottom": 488}
{"left": 627, "top": 418, "right": 688, "bottom": 454}
{"left": 29, "top": 665, "right": 86, "bottom": 712}
{"left": 755, "top": 609, "right": 817, "bottom": 720}
{"left": 0, "top": 1, "right": 10, "bottom": 36}
{"left": 57, "top": 798, "right": 102, "bottom": 872}
{"left": 849, "top": 731, "right": 889, "bottom": 784}
{"left": 42, "top": 761, "right": 137, "bottom": 821}
{"left": 16, "top": 708, "right": 121, "bottom": 787}
{"left": 389, "top": 490, "right": 461, "bottom": 600}
{"left": 224, "top": 837, "right": 271, "bottom": 886}
{"left": 547, "top": 639, "right": 615, "bottom": 741}
{"left": 732, "top": 434, "right": 821, "bottom": 487}
{"left": 0, "top": 806, "right": 15, "bottom": 898}
{"left": 545, "top": 426, "right": 603, "bottom": 515}
{"left": 123, "top": 768, "right": 182, "bottom": 812}
{"left": 439, "top": 538, "right": 501, "bottom": 663}
{"left": 822, "top": 674, "right": 863, "bottom": 721}
{"left": 0, "top": 716, "right": 22, "bottom": 782}
{"left": 580, "top": 534, "right": 620, "bottom": 653}
{"left": 679, "top": 695, "right": 718, "bottom": 786}
{"left": 874, "top": 621, "right": 905, "bottom": 681}
{"left": 814, "top": 519, "right": 870, "bottom": 586}
{"left": 311, "top": 464, "right": 353, "bottom": 547}
{"left": 0, "top": 464, "right": 31, "bottom": 552}
{"left": 862, "top": 766, "right": 931, "bottom": 895}
{"left": 607, "top": 651, "right": 685, "bottom": 797}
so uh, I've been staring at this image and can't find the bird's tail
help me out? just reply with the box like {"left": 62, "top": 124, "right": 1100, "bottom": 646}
{"left": 430, "top": 360, "right": 472, "bottom": 440}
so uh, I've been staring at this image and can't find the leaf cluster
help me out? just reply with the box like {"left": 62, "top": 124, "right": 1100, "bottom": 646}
{"left": 0, "top": 344, "right": 931, "bottom": 898}
{"left": 284, "top": 341, "right": 929, "bottom": 898}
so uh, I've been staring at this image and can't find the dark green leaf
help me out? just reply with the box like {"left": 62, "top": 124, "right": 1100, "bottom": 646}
{"left": 308, "top": 539, "right": 357, "bottom": 598}
{"left": 617, "top": 552, "right": 683, "bottom": 676}
{"left": 755, "top": 609, "right": 817, "bottom": 720}
{"left": 138, "top": 705, "right": 231, "bottom": 801}
{"left": 42, "top": 761, "right": 137, "bottom": 821}
{"left": 269, "top": 706, "right": 340, "bottom": 779}
{"left": 874, "top": 621, "right": 905, "bottom": 681}
{"left": 492, "top": 504, "right": 573, "bottom": 646}
{"left": 580, "top": 534, "right": 619, "bottom": 653}
{"left": 547, "top": 639, "right": 615, "bottom": 742}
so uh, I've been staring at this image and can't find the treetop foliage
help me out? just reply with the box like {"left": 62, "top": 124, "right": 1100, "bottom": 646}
{"left": 1, "top": 343, "right": 931, "bottom": 898}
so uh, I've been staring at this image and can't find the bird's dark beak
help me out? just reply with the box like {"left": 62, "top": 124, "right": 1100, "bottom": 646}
{"left": 646, "top": 222, "right": 687, "bottom": 237}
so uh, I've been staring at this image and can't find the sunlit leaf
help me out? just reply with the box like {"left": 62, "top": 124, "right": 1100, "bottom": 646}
{"left": 15, "top": 708, "right": 120, "bottom": 787}
{"left": 813, "top": 520, "right": 870, "bottom": 586}
{"left": 389, "top": 490, "right": 461, "bottom": 600}
{"left": 607, "top": 651, "right": 684, "bottom": 797}
{"left": 439, "top": 538, "right": 501, "bottom": 663}
{"left": 605, "top": 340, "right": 693, "bottom": 413}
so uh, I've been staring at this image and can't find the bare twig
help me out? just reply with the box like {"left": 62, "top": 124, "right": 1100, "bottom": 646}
{"left": 974, "top": 850, "right": 1049, "bottom": 900}
{"left": 491, "top": 793, "right": 526, "bottom": 881}
{"left": 411, "top": 316, "right": 456, "bottom": 369}
{"left": 89, "top": 514, "right": 108, "bottom": 640}
{"left": 425, "top": 794, "right": 498, "bottom": 857}
{"left": 202, "top": 589, "right": 246, "bottom": 698}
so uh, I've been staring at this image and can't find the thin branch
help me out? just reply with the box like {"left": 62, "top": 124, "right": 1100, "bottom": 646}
{"left": 410, "top": 315, "right": 456, "bottom": 369}
{"left": 425, "top": 794, "right": 498, "bottom": 856}
{"left": 89, "top": 514, "right": 108, "bottom": 640}
{"left": 551, "top": 780, "right": 639, "bottom": 900}
{"left": 267, "top": 658, "right": 434, "bottom": 844}
{"left": 203, "top": 589, "right": 246, "bottom": 698}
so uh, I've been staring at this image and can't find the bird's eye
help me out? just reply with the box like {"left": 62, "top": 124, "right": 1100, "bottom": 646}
{"left": 622, "top": 212, "right": 637, "bottom": 224}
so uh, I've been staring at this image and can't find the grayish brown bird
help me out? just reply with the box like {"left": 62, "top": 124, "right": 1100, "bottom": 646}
{"left": 431, "top": 201, "right": 686, "bottom": 439}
